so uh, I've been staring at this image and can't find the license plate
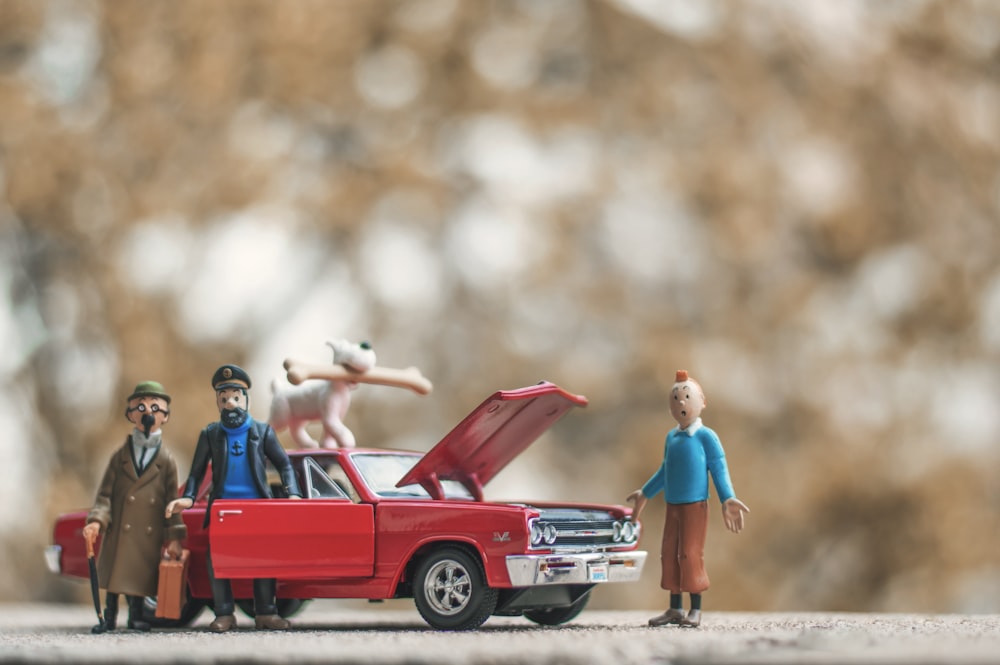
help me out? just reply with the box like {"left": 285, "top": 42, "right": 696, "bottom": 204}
{"left": 589, "top": 564, "right": 608, "bottom": 582}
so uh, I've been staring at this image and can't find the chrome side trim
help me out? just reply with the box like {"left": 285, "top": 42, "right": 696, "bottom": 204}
{"left": 506, "top": 551, "right": 647, "bottom": 586}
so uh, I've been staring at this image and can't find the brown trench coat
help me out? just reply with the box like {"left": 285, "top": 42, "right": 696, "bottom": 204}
{"left": 86, "top": 437, "right": 187, "bottom": 597}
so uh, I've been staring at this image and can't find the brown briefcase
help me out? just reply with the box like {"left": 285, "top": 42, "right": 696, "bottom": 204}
{"left": 155, "top": 548, "right": 190, "bottom": 619}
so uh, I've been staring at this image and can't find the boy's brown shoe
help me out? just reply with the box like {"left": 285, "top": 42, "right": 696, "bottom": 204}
{"left": 648, "top": 608, "right": 686, "bottom": 626}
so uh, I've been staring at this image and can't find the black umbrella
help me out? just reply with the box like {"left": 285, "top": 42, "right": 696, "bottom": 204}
{"left": 84, "top": 532, "right": 104, "bottom": 633}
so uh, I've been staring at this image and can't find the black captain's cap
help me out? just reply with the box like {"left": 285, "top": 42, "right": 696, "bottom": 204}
{"left": 212, "top": 364, "right": 252, "bottom": 391}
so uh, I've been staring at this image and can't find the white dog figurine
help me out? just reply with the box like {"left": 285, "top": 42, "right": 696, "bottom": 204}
{"left": 268, "top": 339, "right": 376, "bottom": 449}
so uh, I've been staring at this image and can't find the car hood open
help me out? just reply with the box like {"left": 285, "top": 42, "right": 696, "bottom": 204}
{"left": 395, "top": 381, "right": 588, "bottom": 501}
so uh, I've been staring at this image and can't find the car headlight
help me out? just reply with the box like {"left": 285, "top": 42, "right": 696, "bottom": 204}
{"left": 530, "top": 521, "right": 544, "bottom": 546}
{"left": 542, "top": 523, "right": 558, "bottom": 545}
{"left": 622, "top": 520, "right": 636, "bottom": 542}
{"left": 612, "top": 521, "right": 624, "bottom": 542}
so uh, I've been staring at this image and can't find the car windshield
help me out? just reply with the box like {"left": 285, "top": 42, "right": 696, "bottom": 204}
{"left": 351, "top": 453, "right": 474, "bottom": 500}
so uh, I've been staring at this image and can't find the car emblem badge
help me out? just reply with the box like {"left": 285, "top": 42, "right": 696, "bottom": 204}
{"left": 492, "top": 531, "right": 510, "bottom": 542}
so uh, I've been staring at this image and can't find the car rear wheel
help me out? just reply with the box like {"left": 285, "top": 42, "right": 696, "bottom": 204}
{"left": 523, "top": 590, "right": 591, "bottom": 626}
{"left": 413, "top": 547, "right": 498, "bottom": 631}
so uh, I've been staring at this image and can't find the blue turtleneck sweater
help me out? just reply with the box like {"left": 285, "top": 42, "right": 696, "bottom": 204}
{"left": 220, "top": 418, "right": 260, "bottom": 499}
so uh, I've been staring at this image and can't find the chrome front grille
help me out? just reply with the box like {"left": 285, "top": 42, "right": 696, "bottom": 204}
{"left": 528, "top": 512, "right": 639, "bottom": 551}
{"left": 551, "top": 520, "right": 617, "bottom": 546}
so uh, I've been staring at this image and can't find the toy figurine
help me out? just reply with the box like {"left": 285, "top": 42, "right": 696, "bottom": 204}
{"left": 165, "top": 364, "right": 302, "bottom": 633}
{"left": 49, "top": 381, "right": 646, "bottom": 631}
{"left": 82, "top": 381, "right": 187, "bottom": 633}
{"left": 268, "top": 339, "right": 377, "bottom": 449}
{"left": 627, "top": 370, "right": 749, "bottom": 628}
{"left": 271, "top": 339, "right": 433, "bottom": 449}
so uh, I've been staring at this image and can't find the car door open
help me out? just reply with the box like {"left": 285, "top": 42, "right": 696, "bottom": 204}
{"left": 208, "top": 495, "right": 375, "bottom": 579}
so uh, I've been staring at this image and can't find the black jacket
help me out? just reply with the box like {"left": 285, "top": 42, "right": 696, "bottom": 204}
{"left": 181, "top": 419, "right": 301, "bottom": 527}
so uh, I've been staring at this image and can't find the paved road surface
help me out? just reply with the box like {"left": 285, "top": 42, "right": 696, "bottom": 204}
{"left": 1, "top": 602, "right": 998, "bottom": 664}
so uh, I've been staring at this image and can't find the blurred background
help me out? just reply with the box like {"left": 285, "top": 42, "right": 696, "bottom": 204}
{"left": 2, "top": 0, "right": 1000, "bottom": 615}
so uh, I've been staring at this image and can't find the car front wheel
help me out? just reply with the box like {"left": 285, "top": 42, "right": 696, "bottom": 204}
{"left": 413, "top": 547, "right": 498, "bottom": 631}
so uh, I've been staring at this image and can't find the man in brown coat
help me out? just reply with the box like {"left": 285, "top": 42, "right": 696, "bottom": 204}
{"left": 82, "top": 381, "right": 187, "bottom": 633}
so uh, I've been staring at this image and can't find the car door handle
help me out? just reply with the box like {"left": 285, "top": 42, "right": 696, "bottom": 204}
{"left": 217, "top": 509, "right": 243, "bottom": 522}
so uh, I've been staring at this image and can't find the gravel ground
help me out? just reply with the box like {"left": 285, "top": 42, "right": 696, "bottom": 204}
{"left": 1, "top": 602, "right": 998, "bottom": 664}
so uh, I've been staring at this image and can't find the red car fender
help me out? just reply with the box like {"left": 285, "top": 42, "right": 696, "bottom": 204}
{"left": 389, "top": 534, "right": 498, "bottom": 592}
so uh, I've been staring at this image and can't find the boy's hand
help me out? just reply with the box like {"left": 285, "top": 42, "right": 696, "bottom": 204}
{"left": 722, "top": 497, "right": 750, "bottom": 533}
{"left": 626, "top": 489, "right": 647, "bottom": 522}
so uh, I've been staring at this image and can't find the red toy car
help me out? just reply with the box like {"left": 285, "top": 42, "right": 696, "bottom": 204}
{"left": 46, "top": 382, "right": 647, "bottom": 630}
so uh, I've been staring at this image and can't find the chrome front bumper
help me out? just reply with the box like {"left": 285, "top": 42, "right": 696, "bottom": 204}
{"left": 506, "top": 550, "right": 647, "bottom": 587}
{"left": 44, "top": 545, "right": 62, "bottom": 574}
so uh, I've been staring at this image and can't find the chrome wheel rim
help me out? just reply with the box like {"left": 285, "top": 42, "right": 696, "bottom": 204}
{"left": 424, "top": 559, "right": 472, "bottom": 615}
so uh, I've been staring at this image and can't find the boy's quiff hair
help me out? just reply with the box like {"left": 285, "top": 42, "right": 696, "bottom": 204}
{"left": 673, "top": 369, "right": 706, "bottom": 404}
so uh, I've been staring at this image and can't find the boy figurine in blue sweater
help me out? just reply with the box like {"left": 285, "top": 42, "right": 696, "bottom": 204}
{"left": 627, "top": 369, "right": 749, "bottom": 628}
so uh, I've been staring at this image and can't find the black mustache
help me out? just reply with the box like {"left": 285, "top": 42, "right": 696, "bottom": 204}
{"left": 221, "top": 408, "right": 248, "bottom": 428}
{"left": 141, "top": 413, "right": 156, "bottom": 436}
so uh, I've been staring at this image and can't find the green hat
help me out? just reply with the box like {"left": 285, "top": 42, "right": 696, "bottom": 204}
{"left": 127, "top": 381, "right": 171, "bottom": 404}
